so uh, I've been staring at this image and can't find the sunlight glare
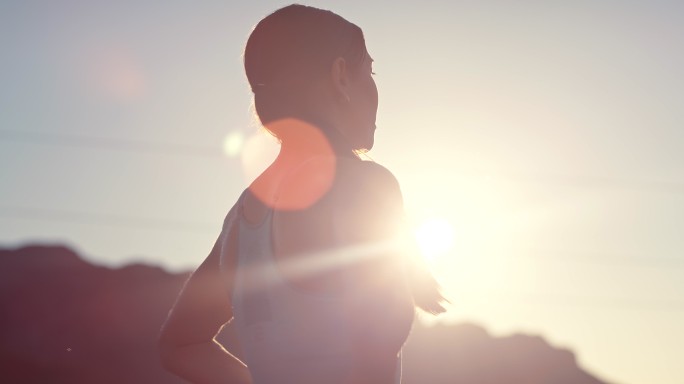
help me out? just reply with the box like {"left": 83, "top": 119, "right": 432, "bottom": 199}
{"left": 414, "top": 217, "right": 455, "bottom": 262}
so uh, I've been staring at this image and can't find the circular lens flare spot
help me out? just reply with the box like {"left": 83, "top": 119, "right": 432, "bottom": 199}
{"left": 245, "top": 118, "right": 336, "bottom": 211}
{"left": 415, "top": 217, "right": 455, "bottom": 261}
{"left": 86, "top": 44, "right": 146, "bottom": 103}
{"left": 223, "top": 131, "right": 245, "bottom": 157}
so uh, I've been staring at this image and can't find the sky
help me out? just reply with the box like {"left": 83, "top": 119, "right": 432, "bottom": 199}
{"left": 1, "top": 1, "right": 683, "bottom": 383}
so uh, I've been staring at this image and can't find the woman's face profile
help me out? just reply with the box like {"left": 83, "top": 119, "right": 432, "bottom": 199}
{"left": 344, "top": 52, "right": 378, "bottom": 151}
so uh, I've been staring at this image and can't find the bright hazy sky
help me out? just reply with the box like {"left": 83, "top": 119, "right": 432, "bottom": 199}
{"left": 1, "top": 1, "right": 683, "bottom": 384}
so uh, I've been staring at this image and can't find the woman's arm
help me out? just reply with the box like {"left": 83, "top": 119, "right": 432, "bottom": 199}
{"left": 158, "top": 207, "right": 252, "bottom": 384}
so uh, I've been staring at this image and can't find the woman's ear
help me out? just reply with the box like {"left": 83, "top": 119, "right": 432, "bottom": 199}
{"left": 330, "top": 57, "right": 350, "bottom": 102}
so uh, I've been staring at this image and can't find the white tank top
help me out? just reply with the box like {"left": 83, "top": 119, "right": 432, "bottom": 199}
{"left": 224, "top": 189, "right": 404, "bottom": 384}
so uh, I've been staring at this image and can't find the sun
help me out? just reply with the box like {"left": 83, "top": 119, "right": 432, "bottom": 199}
{"left": 414, "top": 217, "right": 455, "bottom": 262}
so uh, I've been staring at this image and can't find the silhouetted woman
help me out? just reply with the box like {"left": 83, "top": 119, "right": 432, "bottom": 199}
{"left": 158, "top": 5, "right": 447, "bottom": 384}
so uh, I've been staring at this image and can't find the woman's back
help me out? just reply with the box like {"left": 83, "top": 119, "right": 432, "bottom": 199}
{"left": 226, "top": 157, "right": 415, "bottom": 384}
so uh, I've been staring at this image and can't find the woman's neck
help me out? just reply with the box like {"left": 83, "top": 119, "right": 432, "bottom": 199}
{"left": 272, "top": 117, "right": 357, "bottom": 161}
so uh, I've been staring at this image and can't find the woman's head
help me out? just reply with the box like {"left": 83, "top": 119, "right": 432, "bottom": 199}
{"left": 244, "top": 4, "right": 378, "bottom": 153}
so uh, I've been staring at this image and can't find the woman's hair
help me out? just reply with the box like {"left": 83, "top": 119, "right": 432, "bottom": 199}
{"left": 244, "top": 4, "right": 368, "bottom": 134}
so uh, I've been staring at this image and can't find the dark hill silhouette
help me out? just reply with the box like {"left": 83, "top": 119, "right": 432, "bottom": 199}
{"left": 0, "top": 244, "right": 614, "bottom": 384}
{"left": 403, "top": 322, "right": 610, "bottom": 384}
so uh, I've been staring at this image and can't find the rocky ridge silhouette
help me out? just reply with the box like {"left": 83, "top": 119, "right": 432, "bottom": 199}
{"left": 0, "top": 244, "right": 613, "bottom": 384}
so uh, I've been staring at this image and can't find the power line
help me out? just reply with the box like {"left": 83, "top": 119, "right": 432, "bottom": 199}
{"left": 3, "top": 128, "right": 683, "bottom": 194}
{"left": 522, "top": 293, "right": 684, "bottom": 311}
{"left": 518, "top": 248, "right": 684, "bottom": 269}
{"left": 461, "top": 292, "right": 684, "bottom": 312}
{"left": 0, "top": 206, "right": 219, "bottom": 234}
{"left": 0, "top": 128, "right": 225, "bottom": 157}
{"left": 498, "top": 172, "right": 684, "bottom": 194}
{"left": 2, "top": 204, "right": 683, "bottom": 268}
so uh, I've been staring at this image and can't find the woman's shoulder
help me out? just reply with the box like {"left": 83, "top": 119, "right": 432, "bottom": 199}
{"left": 274, "top": 156, "right": 402, "bottom": 212}
{"left": 326, "top": 158, "right": 404, "bottom": 225}
{"left": 333, "top": 158, "right": 401, "bottom": 196}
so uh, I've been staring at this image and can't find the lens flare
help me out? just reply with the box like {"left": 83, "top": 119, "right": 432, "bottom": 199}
{"left": 241, "top": 118, "right": 336, "bottom": 211}
{"left": 86, "top": 45, "right": 146, "bottom": 102}
{"left": 223, "top": 131, "right": 245, "bottom": 157}
{"left": 414, "top": 217, "right": 455, "bottom": 262}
